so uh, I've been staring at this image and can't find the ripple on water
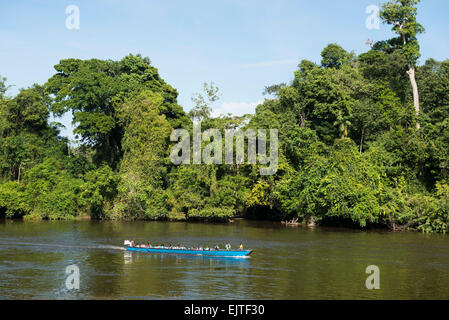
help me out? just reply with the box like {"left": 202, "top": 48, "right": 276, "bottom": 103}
{"left": 1, "top": 220, "right": 449, "bottom": 299}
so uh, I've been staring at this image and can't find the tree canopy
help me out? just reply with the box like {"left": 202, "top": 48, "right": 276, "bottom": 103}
{"left": 1, "top": 2, "right": 449, "bottom": 233}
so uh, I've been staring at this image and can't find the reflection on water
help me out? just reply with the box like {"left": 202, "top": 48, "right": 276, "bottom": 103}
{"left": 124, "top": 251, "right": 133, "bottom": 265}
{"left": 1, "top": 219, "right": 449, "bottom": 299}
{"left": 124, "top": 250, "right": 250, "bottom": 267}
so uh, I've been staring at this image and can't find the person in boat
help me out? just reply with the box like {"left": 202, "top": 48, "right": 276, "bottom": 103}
{"left": 225, "top": 243, "right": 231, "bottom": 250}
{"left": 239, "top": 243, "right": 243, "bottom": 250}
{"left": 215, "top": 244, "right": 220, "bottom": 250}
{"left": 125, "top": 240, "right": 135, "bottom": 247}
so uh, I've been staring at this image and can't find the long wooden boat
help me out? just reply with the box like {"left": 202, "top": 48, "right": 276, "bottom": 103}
{"left": 125, "top": 246, "right": 252, "bottom": 258}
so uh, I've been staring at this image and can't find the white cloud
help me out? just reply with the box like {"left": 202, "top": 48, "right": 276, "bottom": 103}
{"left": 212, "top": 100, "right": 264, "bottom": 118}
{"left": 242, "top": 59, "right": 300, "bottom": 68}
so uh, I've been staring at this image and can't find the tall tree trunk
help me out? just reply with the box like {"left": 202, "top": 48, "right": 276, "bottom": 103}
{"left": 400, "top": 28, "right": 420, "bottom": 130}
{"left": 299, "top": 109, "right": 306, "bottom": 127}
{"left": 407, "top": 63, "right": 420, "bottom": 129}
{"left": 360, "top": 128, "right": 365, "bottom": 154}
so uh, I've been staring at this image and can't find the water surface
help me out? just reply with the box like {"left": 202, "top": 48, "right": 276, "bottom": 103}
{"left": 1, "top": 219, "right": 448, "bottom": 299}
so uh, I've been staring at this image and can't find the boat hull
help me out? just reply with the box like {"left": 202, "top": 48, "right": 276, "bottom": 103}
{"left": 125, "top": 246, "right": 252, "bottom": 257}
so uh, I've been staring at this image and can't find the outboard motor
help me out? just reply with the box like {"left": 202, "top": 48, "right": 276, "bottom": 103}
{"left": 124, "top": 240, "right": 132, "bottom": 247}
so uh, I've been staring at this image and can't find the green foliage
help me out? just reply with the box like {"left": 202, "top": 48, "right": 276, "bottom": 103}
{"left": 279, "top": 139, "right": 381, "bottom": 226}
{"left": 23, "top": 158, "right": 83, "bottom": 220}
{"left": 0, "top": 75, "right": 8, "bottom": 100}
{"left": 378, "top": 0, "right": 425, "bottom": 65}
{"left": 2, "top": 15, "right": 449, "bottom": 234}
{"left": 188, "top": 82, "right": 220, "bottom": 121}
{"left": 409, "top": 182, "right": 449, "bottom": 233}
{"left": 247, "top": 180, "right": 271, "bottom": 208}
{"left": 112, "top": 91, "right": 173, "bottom": 220}
{"left": 0, "top": 181, "right": 29, "bottom": 217}
{"left": 188, "top": 206, "right": 235, "bottom": 221}
{"left": 45, "top": 54, "right": 188, "bottom": 169}
{"left": 0, "top": 85, "right": 70, "bottom": 187}
{"left": 80, "top": 165, "right": 119, "bottom": 219}
{"left": 321, "top": 44, "right": 353, "bottom": 69}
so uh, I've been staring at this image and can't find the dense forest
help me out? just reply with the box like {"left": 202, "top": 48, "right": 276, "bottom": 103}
{"left": 1, "top": 0, "right": 449, "bottom": 233}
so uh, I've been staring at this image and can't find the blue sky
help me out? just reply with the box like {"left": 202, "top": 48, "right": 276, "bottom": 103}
{"left": 1, "top": 0, "right": 448, "bottom": 139}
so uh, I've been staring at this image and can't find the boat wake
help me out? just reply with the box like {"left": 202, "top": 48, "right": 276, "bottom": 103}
{"left": 0, "top": 240, "right": 125, "bottom": 251}
{"left": 95, "top": 244, "right": 125, "bottom": 251}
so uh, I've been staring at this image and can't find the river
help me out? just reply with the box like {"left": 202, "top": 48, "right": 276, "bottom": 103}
{"left": 1, "top": 219, "right": 449, "bottom": 299}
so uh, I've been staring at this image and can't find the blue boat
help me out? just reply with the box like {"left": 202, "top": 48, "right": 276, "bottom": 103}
{"left": 124, "top": 244, "right": 252, "bottom": 258}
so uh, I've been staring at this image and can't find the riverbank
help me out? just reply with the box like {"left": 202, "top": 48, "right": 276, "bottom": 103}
{"left": 0, "top": 212, "right": 411, "bottom": 234}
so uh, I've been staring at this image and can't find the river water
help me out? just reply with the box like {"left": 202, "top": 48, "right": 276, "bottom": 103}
{"left": 1, "top": 219, "right": 449, "bottom": 299}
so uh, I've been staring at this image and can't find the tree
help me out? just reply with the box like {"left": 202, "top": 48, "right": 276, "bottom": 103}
{"left": 320, "top": 44, "right": 353, "bottom": 69}
{"left": 284, "top": 58, "right": 367, "bottom": 143}
{"left": 0, "top": 86, "right": 62, "bottom": 182}
{"left": 45, "top": 54, "right": 187, "bottom": 169}
{"left": 0, "top": 75, "right": 8, "bottom": 99}
{"left": 188, "top": 82, "right": 219, "bottom": 121}
{"left": 113, "top": 91, "right": 173, "bottom": 220}
{"left": 263, "top": 83, "right": 286, "bottom": 96}
{"left": 3, "top": 36, "right": 449, "bottom": 232}
{"left": 378, "top": 0, "right": 425, "bottom": 129}
{"left": 418, "top": 59, "right": 449, "bottom": 180}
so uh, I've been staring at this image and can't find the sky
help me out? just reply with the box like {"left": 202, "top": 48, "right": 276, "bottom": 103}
{"left": 1, "top": 0, "right": 448, "bottom": 140}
